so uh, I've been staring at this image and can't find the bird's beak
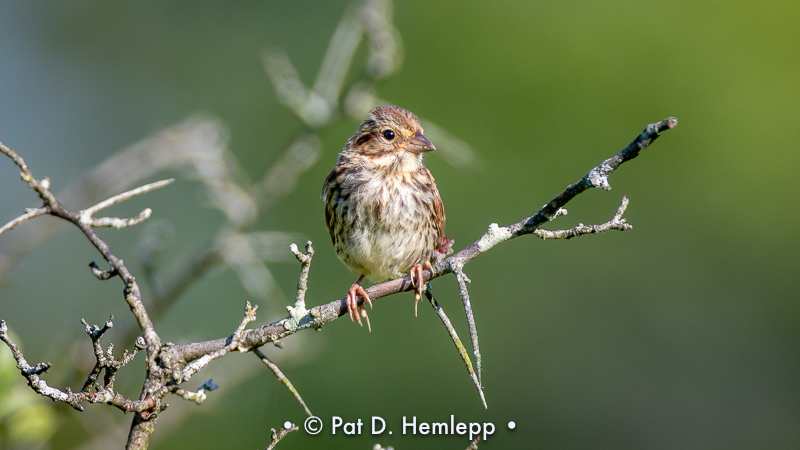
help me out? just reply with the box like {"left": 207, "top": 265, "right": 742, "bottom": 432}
{"left": 403, "top": 132, "right": 436, "bottom": 153}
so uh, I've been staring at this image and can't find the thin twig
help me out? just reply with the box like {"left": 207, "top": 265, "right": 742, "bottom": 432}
{"left": 89, "top": 209, "right": 153, "bottom": 229}
{"left": 89, "top": 261, "right": 119, "bottom": 280}
{"left": 0, "top": 139, "right": 57, "bottom": 204}
{"left": 425, "top": 286, "right": 487, "bottom": 409}
{"left": 172, "top": 379, "right": 218, "bottom": 405}
{"left": 450, "top": 261, "right": 482, "bottom": 385}
{"left": 264, "top": 422, "right": 299, "bottom": 450}
{"left": 177, "top": 301, "right": 257, "bottom": 383}
{"left": 254, "top": 348, "right": 313, "bottom": 416}
{"left": 79, "top": 179, "right": 174, "bottom": 219}
{"left": 1, "top": 319, "right": 150, "bottom": 413}
{"left": 77, "top": 179, "right": 173, "bottom": 229}
{"left": 1, "top": 138, "right": 170, "bottom": 447}
{"left": 0, "top": 207, "right": 49, "bottom": 236}
{"left": 533, "top": 196, "right": 632, "bottom": 239}
{"left": 289, "top": 241, "right": 314, "bottom": 311}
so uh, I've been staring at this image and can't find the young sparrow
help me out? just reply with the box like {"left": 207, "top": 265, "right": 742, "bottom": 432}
{"left": 322, "top": 106, "right": 450, "bottom": 331}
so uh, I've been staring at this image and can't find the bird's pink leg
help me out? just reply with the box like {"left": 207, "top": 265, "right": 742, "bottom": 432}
{"left": 409, "top": 261, "right": 433, "bottom": 317}
{"left": 347, "top": 275, "right": 372, "bottom": 332}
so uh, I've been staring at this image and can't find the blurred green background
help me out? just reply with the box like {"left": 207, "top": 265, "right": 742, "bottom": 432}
{"left": 1, "top": 0, "right": 799, "bottom": 449}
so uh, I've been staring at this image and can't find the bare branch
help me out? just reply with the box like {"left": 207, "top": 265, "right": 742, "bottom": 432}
{"left": 172, "top": 379, "right": 218, "bottom": 405}
{"left": 264, "top": 422, "right": 299, "bottom": 450}
{"left": 89, "top": 209, "right": 153, "bottom": 229}
{"left": 451, "top": 260, "right": 482, "bottom": 385}
{"left": 1, "top": 319, "right": 150, "bottom": 413}
{"left": 1, "top": 137, "right": 164, "bottom": 353}
{"left": 0, "top": 117, "right": 229, "bottom": 283}
{"left": 89, "top": 261, "right": 119, "bottom": 280}
{"left": 0, "top": 207, "right": 49, "bottom": 236}
{"left": 1, "top": 319, "right": 85, "bottom": 411}
{"left": 166, "top": 117, "right": 678, "bottom": 367}
{"left": 1, "top": 139, "right": 58, "bottom": 205}
{"left": 2, "top": 136, "right": 170, "bottom": 447}
{"left": 425, "top": 287, "right": 486, "bottom": 409}
{"left": 288, "top": 241, "right": 314, "bottom": 312}
{"left": 254, "top": 348, "right": 313, "bottom": 416}
{"left": 79, "top": 316, "right": 143, "bottom": 394}
{"left": 176, "top": 302, "right": 258, "bottom": 384}
{"left": 77, "top": 179, "right": 173, "bottom": 230}
{"left": 0, "top": 139, "right": 33, "bottom": 174}
{"left": 450, "top": 117, "right": 678, "bottom": 265}
{"left": 79, "top": 179, "right": 174, "bottom": 220}
{"left": 533, "top": 196, "right": 632, "bottom": 240}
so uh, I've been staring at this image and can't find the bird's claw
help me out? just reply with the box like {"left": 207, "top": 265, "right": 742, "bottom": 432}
{"left": 409, "top": 261, "right": 433, "bottom": 317}
{"left": 347, "top": 281, "right": 372, "bottom": 332}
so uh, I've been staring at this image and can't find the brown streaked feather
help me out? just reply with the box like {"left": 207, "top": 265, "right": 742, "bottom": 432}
{"left": 422, "top": 165, "right": 446, "bottom": 242}
{"left": 323, "top": 165, "right": 347, "bottom": 247}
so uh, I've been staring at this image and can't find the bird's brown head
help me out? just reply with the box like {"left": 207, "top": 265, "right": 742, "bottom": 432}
{"left": 345, "top": 106, "right": 436, "bottom": 159}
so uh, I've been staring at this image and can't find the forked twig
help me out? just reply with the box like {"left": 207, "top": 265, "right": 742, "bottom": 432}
{"left": 425, "top": 284, "right": 487, "bottom": 409}
{"left": 450, "top": 260, "right": 482, "bottom": 385}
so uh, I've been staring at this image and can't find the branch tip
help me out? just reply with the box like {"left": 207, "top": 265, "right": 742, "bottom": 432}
{"left": 89, "top": 261, "right": 119, "bottom": 280}
{"left": 265, "top": 421, "right": 300, "bottom": 450}
{"left": 78, "top": 178, "right": 174, "bottom": 227}
{"left": 425, "top": 288, "right": 487, "bottom": 408}
{"left": 256, "top": 348, "right": 313, "bottom": 416}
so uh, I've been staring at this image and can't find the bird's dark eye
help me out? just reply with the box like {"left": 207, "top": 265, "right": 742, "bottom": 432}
{"left": 382, "top": 129, "right": 395, "bottom": 140}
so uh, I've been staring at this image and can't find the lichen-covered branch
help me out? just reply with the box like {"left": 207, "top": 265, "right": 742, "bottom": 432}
{"left": 532, "top": 196, "right": 632, "bottom": 240}
{"left": 0, "top": 319, "right": 150, "bottom": 413}
{"left": 1, "top": 320, "right": 84, "bottom": 411}
{"left": 1, "top": 140, "right": 164, "bottom": 351}
{"left": 174, "top": 302, "right": 258, "bottom": 384}
{"left": 288, "top": 241, "right": 314, "bottom": 312}
{"left": 166, "top": 117, "right": 678, "bottom": 367}
{"left": 1, "top": 138, "right": 167, "bottom": 447}
{"left": 451, "top": 117, "right": 678, "bottom": 266}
